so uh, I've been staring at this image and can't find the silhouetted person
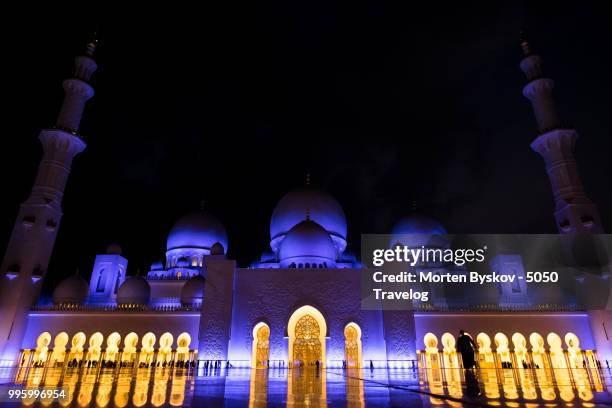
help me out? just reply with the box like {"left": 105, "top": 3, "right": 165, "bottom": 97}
{"left": 370, "top": 360, "right": 374, "bottom": 370}
{"left": 456, "top": 329, "right": 477, "bottom": 368}
{"left": 315, "top": 360, "right": 320, "bottom": 370}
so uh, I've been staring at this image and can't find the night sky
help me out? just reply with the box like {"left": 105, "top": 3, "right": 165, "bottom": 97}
{"left": 2, "top": 4, "right": 612, "bottom": 292}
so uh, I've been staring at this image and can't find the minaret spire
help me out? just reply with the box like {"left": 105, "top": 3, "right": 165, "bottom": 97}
{"left": 55, "top": 34, "right": 98, "bottom": 133}
{"left": 520, "top": 33, "right": 603, "bottom": 233}
{"left": 0, "top": 37, "right": 97, "bottom": 361}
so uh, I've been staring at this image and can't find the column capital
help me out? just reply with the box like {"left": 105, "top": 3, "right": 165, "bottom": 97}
{"left": 522, "top": 78, "right": 555, "bottom": 101}
{"left": 39, "top": 128, "right": 87, "bottom": 158}
{"left": 62, "top": 78, "right": 94, "bottom": 99}
{"left": 530, "top": 128, "right": 577, "bottom": 163}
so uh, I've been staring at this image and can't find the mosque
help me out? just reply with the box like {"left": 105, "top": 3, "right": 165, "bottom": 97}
{"left": 0, "top": 34, "right": 611, "bottom": 393}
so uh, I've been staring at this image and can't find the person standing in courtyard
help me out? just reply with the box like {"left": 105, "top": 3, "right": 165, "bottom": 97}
{"left": 456, "top": 330, "right": 477, "bottom": 369}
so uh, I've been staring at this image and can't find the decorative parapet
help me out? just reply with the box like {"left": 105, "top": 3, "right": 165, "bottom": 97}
{"left": 30, "top": 303, "right": 201, "bottom": 313}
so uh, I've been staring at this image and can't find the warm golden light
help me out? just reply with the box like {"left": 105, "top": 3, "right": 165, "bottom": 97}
{"left": 252, "top": 322, "right": 271, "bottom": 368}
{"left": 344, "top": 322, "right": 362, "bottom": 368}
{"left": 287, "top": 305, "right": 327, "bottom": 367}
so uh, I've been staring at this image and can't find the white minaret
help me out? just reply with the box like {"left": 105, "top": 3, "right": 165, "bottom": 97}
{"left": 0, "top": 38, "right": 97, "bottom": 361}
{"left": 520, "top": 34, "right": 603, "bottom": 234}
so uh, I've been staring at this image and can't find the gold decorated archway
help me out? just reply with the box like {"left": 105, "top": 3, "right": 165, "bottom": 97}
{"left": 251, "top": 322, "right": 271, "bottom": 368}
{"left": 288, "top": 305, "right": 327, "bottom": 368}
{"left": 344, "top": 323, "right": 362, "bottom": 368}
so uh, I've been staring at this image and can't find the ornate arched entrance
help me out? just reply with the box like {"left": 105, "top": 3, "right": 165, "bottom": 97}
{"left": 251, "top": 322, "right": 270, "bottom": 368}
{"left": 294, "top": 315, "right": 321, "bottom": 366}
{"left": 288, "top": 305, "right": 327, "bottom": 368}
{"left": 344, "top": 323, "right": 362, "bottom": 368}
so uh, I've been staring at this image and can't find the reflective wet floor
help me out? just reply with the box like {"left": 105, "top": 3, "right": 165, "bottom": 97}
{"left": 1, "top": 365, "right": 611, "bottom": 407}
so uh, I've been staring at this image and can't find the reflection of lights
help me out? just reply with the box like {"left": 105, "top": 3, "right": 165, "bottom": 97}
{"left": 152, "top": 368, "right": 170, "bottom": 407}
{"left": 248, "top": 368, "right": 268, "bottom": 407}
{"left": 132, "top": 367, "right": 152, "bottom": 407}
{"left": 113, "top": 370, "right": 132, "bottom": 408}
{"left": 170, "top": 369, "right": 187, "bottom": 406}
{"left": 95, "top": 369, "right": 114, "bottom": 407}
{"left": 77, "top": 372, "right": 96, "bottom": 407}
{"left": 15, "top": 326, "right": 608, "bottom": 406}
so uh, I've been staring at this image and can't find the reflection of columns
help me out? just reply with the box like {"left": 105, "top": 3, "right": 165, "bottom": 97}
{"left": 248, "top": 368, "right": 268, "bottom": 408}
{"left": 113, "top": 370, "right": 133, "bottom": 408}
{"left": 170, "top": 368, "right": 189, "bottom": 406}
{"left": 286, "top": 369, "right": 327, "bottom": 408}
{"left": 95, "top": 369, "right": 115, "bottom": 407}
{"left": 345, "top": 369, "right": 364, "bottom": 407}
{"left": 78, "top": 371, "right": 97, "bottom": 407}
{"left": 152, "top": 368, "right": 170, "bottom": 406}
{"left": 132, "top": 368, "right": 152, "bottom": 406}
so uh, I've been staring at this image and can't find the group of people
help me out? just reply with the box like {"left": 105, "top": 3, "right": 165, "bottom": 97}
{"left": 56, "top": 357, "right": 196, "bottom": 369}
{"left": 293, "top": 360, "right": 321, "bottom": 369}
{"left": 138, "top": 359, "right": 195, "bottom": 369}
{"left": 202, "top": 360, "right": 230, "bottom": 369}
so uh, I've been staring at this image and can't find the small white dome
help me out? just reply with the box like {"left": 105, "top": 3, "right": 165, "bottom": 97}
{"left": 53, "top": 275, "right": 88, "bottom": 305}
{"left": 117, "top": 276, "right": 150, "bottom": 305}
{"left": 180, "top": 275, "right": 205, "bottom": 305}
{"left": 279, "top": 220, "right": 337, "bottom": 267}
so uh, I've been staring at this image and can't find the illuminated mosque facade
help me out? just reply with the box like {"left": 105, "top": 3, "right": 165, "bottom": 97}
{"left": 0, "top": 35, "right": 611, "bottom": 383}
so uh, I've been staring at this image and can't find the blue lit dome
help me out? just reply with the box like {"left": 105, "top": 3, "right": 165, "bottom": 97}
{"left": 117, "top": 276, "right": 151, "bottom": 305}
{"left": 166, "top": 211, "right": 228, "bottom": 253}
{"left": 391, "top": 214, "right": 448, "bottom": 248}
{"left": 270, "top": 187, "right": 347, "bottom": 253}
{"left": 53, "top": 274, "right": 88, "bottom": 305}
{"left": 278, "top": 219, "right": 337, "bottom": 268}
{"left": 180, "top": 275, "right": 205, "bottom": 305}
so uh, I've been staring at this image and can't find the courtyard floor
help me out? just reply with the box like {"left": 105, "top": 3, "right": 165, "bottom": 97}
{"left": 0, "top": 365, "right": 611, "bottom": 407}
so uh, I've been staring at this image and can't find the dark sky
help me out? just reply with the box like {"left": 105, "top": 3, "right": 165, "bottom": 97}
{"left": 2, "top": 4, "right": 612, "bottom": 290}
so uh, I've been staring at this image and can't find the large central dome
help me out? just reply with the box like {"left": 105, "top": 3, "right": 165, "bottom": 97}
{"left": 390, "top": 214, "right": 448, "bottom": 248}
{"left": 278, "top": 220, "right": 337, "bottom": 268}
{"left": 270, "top": 187, "right": 347, "bottom": 253}
{"left": 167, "top": 211, "right": 228, "bottom": 252}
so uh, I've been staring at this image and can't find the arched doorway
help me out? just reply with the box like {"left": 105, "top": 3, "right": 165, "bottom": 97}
{"left": 344, "top": 323, "right": 362, "bottom": 368}
{"left": 252, "top": 322, "right": 271, "bottom": 368}
{"left": 176, "top": 332, "right": 192, "bottom": 364}
{"left": 33, "top": 332, "right": 51, "bottom": 366}
{"left": 288, "top": 305, "right": 327, "bottom": 368}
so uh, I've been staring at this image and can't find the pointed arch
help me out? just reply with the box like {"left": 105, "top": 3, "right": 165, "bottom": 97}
{"left": 344, "top": 322, "right": 362, "bottom": 368}
{"left": 288, "top": 305, "right": 327, "bottom": 368}
{"left": 251, "top": 322, "right": 271, "bottom": 368}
